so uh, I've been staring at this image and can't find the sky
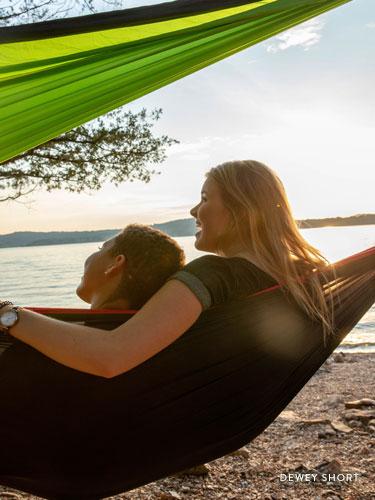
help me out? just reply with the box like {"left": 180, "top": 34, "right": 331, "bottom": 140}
{"left": 2, "top": 0, "right": 375, "bottom": 233}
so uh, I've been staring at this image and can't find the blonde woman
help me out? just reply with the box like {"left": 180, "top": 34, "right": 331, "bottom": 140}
{"left": 1, "top": 160, "right": 334, "bottom": 377}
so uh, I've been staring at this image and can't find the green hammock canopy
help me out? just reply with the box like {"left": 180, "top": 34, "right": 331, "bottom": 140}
{"left": 0, "top": 0, "right": 350, "bottom": 163}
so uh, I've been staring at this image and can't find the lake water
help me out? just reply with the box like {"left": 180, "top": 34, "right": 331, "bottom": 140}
{"left": 0, "top": 226, "right": 374, "bottom": 352}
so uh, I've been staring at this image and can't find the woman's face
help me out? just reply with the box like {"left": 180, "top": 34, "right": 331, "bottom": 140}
{"left": 76, "top": 238, "right": 120, "bottom": 304}
{"left": 190, "top": 176, "right": 234, "bottom": 254}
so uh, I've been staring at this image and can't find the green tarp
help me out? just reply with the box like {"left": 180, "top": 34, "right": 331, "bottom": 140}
{"left": 0, "top": 0, "right": 350, "bottom": 163}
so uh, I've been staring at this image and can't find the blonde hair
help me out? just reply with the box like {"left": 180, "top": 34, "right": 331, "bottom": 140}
{"left": 206, "top": 160, "right": 335, "bottom": 345}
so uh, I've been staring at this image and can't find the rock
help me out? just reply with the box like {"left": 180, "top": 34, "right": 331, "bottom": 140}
{"left": 278, "top": 410, "right": 302, "bottom": 422}
{"left": 173, "top": 464, "right": 210, "bottom": 477}
{"left": 282, "top": 437, "right": 300, "bottom": 449}
{"left": 170, "top": 492, "right": 182, "bottom": 500}
{"left": 332, "top": 352, "right": 346, "bottom": 363}
{"left": 318, "top": 427, "right": 336, "bottom": 439}
{"left": 348, "top": 419, "right": 363, "bottom": 428}
{"left": 325, "top": 395, "right": 343, "bottom": 408}
{"left": 228, "top": 448, "right": 249, "bottom": 458}
{"left": 168, "top": 491, "right": 182, "bottom": 499}
{"left": 369, "top": 419, "right": 375, "bottom": 426}
{"left": 314, "top": 459, "right": 342, "bottom": 475}
{"left": 292, "top": 463, "right": 312, "bottom": 473}
{"left": 345, "top": 398, "right": 375, "bottom": 409}
{"left": 301, "top": 417, "right": 331, "bottom": 425}
{"left": 156, "top": 492, "right": 182, "bottom": 500}
{"left": 330, "top": 420, "right": 353, "bottom": 433}
{"left": 317, "top": 365, "right": 331, "bottom": 374}
{"left": 321, "top": 490, "right": 344, "bottom": 500}
{"left": 343, "top": 409, "right": 375, "bottom": 423}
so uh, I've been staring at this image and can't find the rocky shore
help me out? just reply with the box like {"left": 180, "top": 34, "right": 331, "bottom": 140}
{"left": 1, "top": 352, "right": 374, "bottom": 500}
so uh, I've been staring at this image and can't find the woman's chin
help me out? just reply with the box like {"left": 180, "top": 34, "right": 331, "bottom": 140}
{"left": 76, "top": 284, "right": 90, "bottom": 304}
{"left": 194, "top": 232, "right": 207, "bottom": 251}
{"left": 194, "top": 231, "right": 201, "bottom": 246}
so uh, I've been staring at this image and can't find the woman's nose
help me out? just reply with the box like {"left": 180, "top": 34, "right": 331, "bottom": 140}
{"left": 190, "top": 203, "right": 198, "bottom": 217}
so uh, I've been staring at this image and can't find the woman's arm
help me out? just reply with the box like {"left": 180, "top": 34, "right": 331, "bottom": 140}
{"left": 9, "top": 280, "right": 203, "bottom": 378}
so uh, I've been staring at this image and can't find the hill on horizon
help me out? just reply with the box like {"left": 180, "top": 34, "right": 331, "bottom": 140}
{"left": 1, "top": 214, "right": 374, "bottom": 249}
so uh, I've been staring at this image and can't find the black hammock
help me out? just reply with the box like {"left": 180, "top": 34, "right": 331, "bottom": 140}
{"left": 0, "top": 247, "right": 374, "bottom": 500}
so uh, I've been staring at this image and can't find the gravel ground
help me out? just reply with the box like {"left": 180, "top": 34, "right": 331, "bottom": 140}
{"left": 1, "top": 351, "right": 374, "bottom": 500}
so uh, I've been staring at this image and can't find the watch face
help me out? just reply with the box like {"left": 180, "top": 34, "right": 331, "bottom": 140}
{"left": 1, "top": 310, "right": 18, "bottom": 327}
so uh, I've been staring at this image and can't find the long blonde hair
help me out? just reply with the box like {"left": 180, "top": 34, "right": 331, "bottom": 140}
{"left": 206, "top": 160, "right": 335, "bottom": 344}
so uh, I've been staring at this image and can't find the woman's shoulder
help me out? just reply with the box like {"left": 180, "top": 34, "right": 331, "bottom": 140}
{"left": 167, "top": 254, "right": 277, "bottom": 311}
{"left": 183, "top": 254, "right": 229, "bottom": 270}
{"left": 183, "top": 254, "right": 268, "bottom": 277}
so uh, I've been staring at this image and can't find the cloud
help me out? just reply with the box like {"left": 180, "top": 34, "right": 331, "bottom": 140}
{"left": 266, "top": 19, "right": 324, "bottom": 53}
{"left": 366, "top": 22, "right": 375, "bottom": 28}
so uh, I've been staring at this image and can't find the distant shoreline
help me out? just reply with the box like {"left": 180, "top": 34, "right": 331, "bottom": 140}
{"left": 1, "top": 214, "right": 374, "bottom": 249}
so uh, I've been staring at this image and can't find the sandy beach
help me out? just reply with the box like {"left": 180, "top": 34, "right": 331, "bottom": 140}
{"left": 1, "top": 351, "right": 374, "bottom": 500}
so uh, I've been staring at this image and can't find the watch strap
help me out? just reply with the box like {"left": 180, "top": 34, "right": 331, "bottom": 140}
{"left": 0, "top": 301, "right": 13, "bottom": 311}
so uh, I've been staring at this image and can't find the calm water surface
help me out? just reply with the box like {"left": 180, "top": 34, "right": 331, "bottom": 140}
{"left": 1, "top": 226, "right": 374, "bottom": 352}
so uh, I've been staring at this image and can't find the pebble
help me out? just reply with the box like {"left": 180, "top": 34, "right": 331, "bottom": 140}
{"left": 317, "top": 365, "right": 331, "bottom": 374}
{"left": 155, "top": 495, "right": 179, "bottom": 500}
{"left": 325, "top": 395, "right": 343, "bottom": 408}
{"left": 330, "top": 419, "right": 353, "bottom": 433}
{"left": 314, "top": 459, "right": 342, "bottom": 474}
{"left": 173, "top": 464, "right": 210, "bottom": 477}
{"left": 318, "top": 427, "right": 336, "bottom": 439}
{"left": 332, "top": 352, "right": 346, "bottom": 363}
{"left": 348, "top": 419, "right": 362, "bottom": 428}
{"left": 278, "top": 410, "right": 301, "bottom": 422}
{"left": 228, "top": 448, "right": 249, "bottom": 458}
{"left": 321, "top": 491, "right": 344, "bottom": 500}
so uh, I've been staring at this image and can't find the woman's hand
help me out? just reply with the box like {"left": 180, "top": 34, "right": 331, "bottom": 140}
{"left": 9, "top": 280, "right": 203, "bottom": 378}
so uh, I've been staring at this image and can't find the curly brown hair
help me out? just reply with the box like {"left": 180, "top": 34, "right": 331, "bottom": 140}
{"left": 108, "top": 224, "right": 185, "bottom": 309}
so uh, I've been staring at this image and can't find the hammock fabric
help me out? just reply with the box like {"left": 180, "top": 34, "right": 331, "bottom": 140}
{"left": 0, "top": 0, "right": 351, "bottom": 163}
{"left": 0, "top": 247, "right": 373, "bottom": 500}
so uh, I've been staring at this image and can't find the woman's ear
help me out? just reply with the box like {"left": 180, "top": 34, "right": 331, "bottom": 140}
{"left": 104, "top": 254, "right": 126, "bottom": 276}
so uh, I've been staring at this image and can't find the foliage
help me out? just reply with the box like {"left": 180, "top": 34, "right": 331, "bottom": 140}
{"left": 0, "top": 109, "right": 178, "bottom": 201}
{"left": 0, "top": 0, "right": 178, "bottom": 201}
{"left": 0, "top": 0, "right": 123, "bottom": 25}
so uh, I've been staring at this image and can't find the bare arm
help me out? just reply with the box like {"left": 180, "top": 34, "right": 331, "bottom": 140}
{"left": 9, "top": 279, "right": 203, "bottom": 378}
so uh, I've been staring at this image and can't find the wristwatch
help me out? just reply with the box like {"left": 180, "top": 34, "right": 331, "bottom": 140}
{"left": 0, "top": 306, "right": 20, "bottom": 333}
